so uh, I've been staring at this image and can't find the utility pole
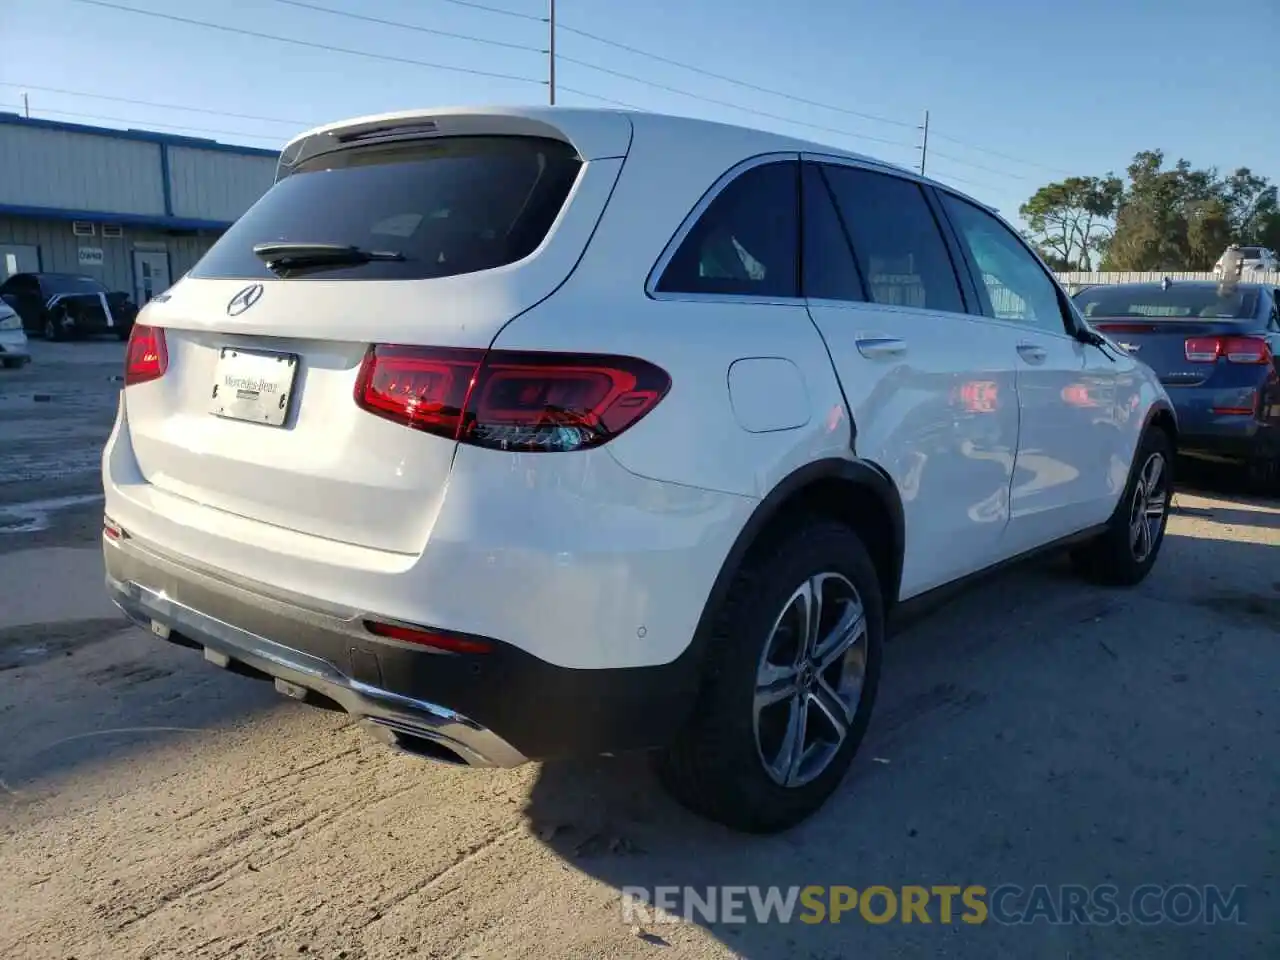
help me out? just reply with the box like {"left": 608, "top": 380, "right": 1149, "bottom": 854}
{"left": 918, "top": 109, "right": 929, "bottom": 176}
{"left": 22, "top": 92, "right": 30, "bottom": 119}
{"left": 548, "top": 0, "right": 556, "bottom": 105}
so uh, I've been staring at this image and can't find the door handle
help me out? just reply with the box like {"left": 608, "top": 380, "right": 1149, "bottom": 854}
{"left": 1017, "top": 342, "right": 1047, "bottom": 364}
{"left": 855, "top": 336, "right": 907, "bottom": 359}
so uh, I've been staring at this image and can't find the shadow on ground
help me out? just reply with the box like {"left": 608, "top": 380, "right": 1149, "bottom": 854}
{"left": 524, "top": 468, "right": 1279, "bottom": 958}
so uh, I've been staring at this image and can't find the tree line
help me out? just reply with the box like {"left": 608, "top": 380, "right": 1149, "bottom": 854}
{"left": 1019, "top": 150, "right": 1280, "bottom": 272}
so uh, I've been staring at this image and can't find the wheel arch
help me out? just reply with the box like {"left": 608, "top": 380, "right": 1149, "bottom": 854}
{"left": 1144, "top": 397, "right": 1178, "bottom": 449}
{"left": 688, "top": 458, "right": 905, "bottom": 664}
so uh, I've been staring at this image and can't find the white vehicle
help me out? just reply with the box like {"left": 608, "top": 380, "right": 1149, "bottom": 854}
{"left": 0, "top": 299, "right": 30, "bottom": 367}
{"left": 102, "top": 107, "right": 1177, "bottom": 833}
{"left": 1213, "top": 245, "right": 1278, "bottom": 276}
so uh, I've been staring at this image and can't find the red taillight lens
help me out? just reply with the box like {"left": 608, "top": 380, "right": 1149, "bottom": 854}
{"left": 124, "top": 323, "right": 167, "bottom": 385}
{"left": 1185, "top": 335, "right": 1271, "bottom": 364}
{"left": 1222, "top": 336, "right": 1271, "bottom": 364}
{"left": 354, "top": 346, "right": 671, "bottom": 452}
{"left": 353, "top": 346, "right": 479, "bottom": 436}
{"left": 364, "top": 620, "right": 492, "bottom": 655}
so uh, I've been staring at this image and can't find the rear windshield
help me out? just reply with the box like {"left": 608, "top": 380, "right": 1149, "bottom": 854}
{"left": 1074, "top": 285, "right": 1258, "bottom": 320}
{"left": 43, "top": 274, "right": 108, "bottom": 295}
{"left": 190, "top": 136, "right": 582, "bottom": 282}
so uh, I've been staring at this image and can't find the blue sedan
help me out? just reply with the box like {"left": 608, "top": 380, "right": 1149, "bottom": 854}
{"left": 1073, "top": 279, "right": 1280, "bottom": 489}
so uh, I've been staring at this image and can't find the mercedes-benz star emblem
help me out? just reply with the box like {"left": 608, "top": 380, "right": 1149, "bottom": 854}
{"left": 227, "top": 283, "right": 265, "bottom": 316}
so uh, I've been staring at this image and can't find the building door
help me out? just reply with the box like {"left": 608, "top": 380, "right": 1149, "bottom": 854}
{"left": 133, "top": 250, "right": 171, "bottom": 304}
{"left": 0, "top": 244, "right": 40, "bottom": 280}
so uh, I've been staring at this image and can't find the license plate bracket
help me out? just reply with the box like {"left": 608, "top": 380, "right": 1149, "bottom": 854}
{"left": 210, "top": 347, "right": 299, "bottom": 427}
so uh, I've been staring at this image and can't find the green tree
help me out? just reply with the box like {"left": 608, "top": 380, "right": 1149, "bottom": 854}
{"left": 1221, "top": 168, "right": 1279, "bottom": 242}
{"left": 1105, "top": 151, "right": 1226, "bottom": 270}
{"left": 1019, "top": 175, "right": 1122, "bottom": 271}
{"left": 1025, "top": 151, "right": 1278, "bottom": 271}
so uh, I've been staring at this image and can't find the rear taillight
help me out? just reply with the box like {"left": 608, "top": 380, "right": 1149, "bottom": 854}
{"left": 124, "top": 324, "right": 167, "bottom": 385}
{"left": 1185, "top": 335, "right": 1272, "bottom": 364}
{"left": 354, "top": 346, "right": 671, "bottom": 452}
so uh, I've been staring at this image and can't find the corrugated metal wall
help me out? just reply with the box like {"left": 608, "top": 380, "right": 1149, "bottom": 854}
{"left": 1058, "top": 271, "right": 1280, "bottom": 288}
{"left": 0, "top": 125, "right": 166, "bottom": 216}
{"left": 0, "top": 216, "right": 217, "bottom": 293}
{"left": 168, "top": 147, "right": 276, "bottom": 223}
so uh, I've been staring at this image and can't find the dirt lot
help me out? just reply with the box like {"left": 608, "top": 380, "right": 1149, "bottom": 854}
{"left": 1, "top": 340, "right": 1277, "bottom": 959}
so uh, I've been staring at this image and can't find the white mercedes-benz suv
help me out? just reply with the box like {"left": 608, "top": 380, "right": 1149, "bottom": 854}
{"left": 103, "top": 106, "right": 1176, "bottom": 833}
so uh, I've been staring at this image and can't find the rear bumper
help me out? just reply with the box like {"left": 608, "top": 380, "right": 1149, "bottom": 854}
{"left": 1166, "top": 383, "right": 1279, "bottom": 462}
{"left": 104, "top": 527, "right": 707, "bottom": 763}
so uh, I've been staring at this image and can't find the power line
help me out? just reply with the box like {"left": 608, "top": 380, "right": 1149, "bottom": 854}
{"left": 430, "top": 0, "right": 547, "bottom": 23}
{"left": 557, "top": 85, "right": 640, "bottom": 109}
{"left": 269, "top": 0, "right": 546, "bottom": 53}
{"left": 925, "top": 149, "right": 1030, "bottom": 181}
{"left": 556, "top": 53, "right": 917, "bottom": 153}
{"left": 0, "top": 82, "right": 309, "bottom": 127}
{"left": 556, "top": 22, "right": 916, "bottom": 131}
{"left": 67, "top": 0, "right": 546, "bottom": 86}
{"left": 929, "top": 132, "right": 1076, "bottom": 178}
{"left": 555, "top": 20, "right": 1076, "bottom": 179}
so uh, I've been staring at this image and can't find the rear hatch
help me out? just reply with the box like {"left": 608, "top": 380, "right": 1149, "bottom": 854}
{"left": 123, "top": 112, "right": 631, "bottom": 554}
{"left": 1075, "top": 283, "right": 1266, "bottom": 386}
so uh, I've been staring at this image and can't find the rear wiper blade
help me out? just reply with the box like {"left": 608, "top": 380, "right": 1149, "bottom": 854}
{"left": 252, "top": 242, "right": 405, "bottom": 271}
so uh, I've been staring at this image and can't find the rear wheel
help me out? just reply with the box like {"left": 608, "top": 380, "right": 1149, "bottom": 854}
{"left": 1070, "top": 427, "right": 1174, "bottom": 586}
{"left": 656, "top": 520, "right": 884, "bottom": 833}
{"left": 43, "top": 311, "right": 65, "bottom": 341}
{"left": 1246, "top": 453, "right": 1280, "bottom": 496}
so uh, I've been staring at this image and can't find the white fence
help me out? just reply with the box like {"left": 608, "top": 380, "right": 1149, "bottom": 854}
{"left": 1056, "top": 270, "right": 1280, "bottom": 292}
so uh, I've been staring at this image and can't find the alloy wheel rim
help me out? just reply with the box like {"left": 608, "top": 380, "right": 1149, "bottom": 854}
{"left": 753, "top": 571, "right": 867, "bottom": 788}
{"left": 1129, "top": 451, "right": 1168, "bottom": 564}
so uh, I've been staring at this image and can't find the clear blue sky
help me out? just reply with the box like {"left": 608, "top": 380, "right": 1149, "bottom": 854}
{"left": 3, "top": 0, "right": 1278, "bottom": 225}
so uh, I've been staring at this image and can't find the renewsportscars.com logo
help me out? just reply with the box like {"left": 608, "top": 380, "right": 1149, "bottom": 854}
{"left": 621, "top": 884, "right": 1248, "bottom": 927}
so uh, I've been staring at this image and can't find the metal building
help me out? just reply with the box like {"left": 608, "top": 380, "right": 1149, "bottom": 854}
{"left": 0, "top": 113, "right": 277, "bottom": 305}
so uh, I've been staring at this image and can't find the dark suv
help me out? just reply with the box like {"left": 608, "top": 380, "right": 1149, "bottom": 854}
{"left": 0, "top": 272, "right": 139, "bottom": 341}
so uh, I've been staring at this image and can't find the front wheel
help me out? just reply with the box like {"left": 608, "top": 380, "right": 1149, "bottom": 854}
{"left": 1070, "top": 427, "right": 1174, "bottom": 586}
{"left": 656, "top": 520, "right": 884, "bottom": 833}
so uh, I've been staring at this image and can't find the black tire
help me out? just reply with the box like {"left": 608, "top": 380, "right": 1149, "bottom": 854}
{"left": 656, "top": 519, "right": 884, "bottom": 833}
{"left": 1245, "top": 450, "right": 1280, "bottom": 497}
{"left": 1070, "top": 427, "right": 1174, "bottom": 586}
{"left": 43, "top": 311, "right": 64, "bottom": 341}
{"left": 1, "top": 357, "right": 23, "bottom": 369}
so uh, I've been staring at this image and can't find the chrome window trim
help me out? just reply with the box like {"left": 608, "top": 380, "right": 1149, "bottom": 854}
{"left": 645, "top": 151, "right": 802, "bottom": 301}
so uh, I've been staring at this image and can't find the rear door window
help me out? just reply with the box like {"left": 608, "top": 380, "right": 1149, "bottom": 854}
{"left": 655, "top": 161, "right": 799, "bottom": 299}
{"left": 190, "top": 136, "right": 582, "bottom": 282}
{"left": 819, "top": 164, "right": 965, "bottom": 314}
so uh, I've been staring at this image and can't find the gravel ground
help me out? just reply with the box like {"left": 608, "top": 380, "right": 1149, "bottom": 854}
{"left": 1, "top": 339, "right": 1277, "bottom": 959}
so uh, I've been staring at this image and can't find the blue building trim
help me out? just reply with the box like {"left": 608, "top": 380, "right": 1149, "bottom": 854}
{"left": 0, "top": 112, "right": 280, "bottom": 158}
{"left": 0, "top": 203, "right": 233, "bottom": 231}
{"left": 159, "top": 144, "right": 174, "bottom": 216}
